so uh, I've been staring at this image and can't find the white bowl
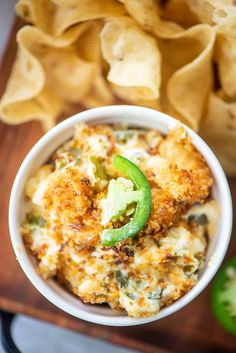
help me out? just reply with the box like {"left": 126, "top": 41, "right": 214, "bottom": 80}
{"left": 9, "top": 105, "right": 232, "bottom": 326}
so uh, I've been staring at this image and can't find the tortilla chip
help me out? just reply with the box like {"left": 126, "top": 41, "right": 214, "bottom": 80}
{"left": 134, "top": 99, "right": 161, "bottom": 110}
{"left": 215, "top": 33, "right": 236, "bottom": 99}
{"left": 162, "top": 0, "right": 235, "bottom": 28}
{"left": 159, "top": 24, "right": 215, "bottom": 130}
{"left": 100, "top": 16, "right": 161, "bottom": 100}
{"left": 77, "top": 22, "right": 115, "bottom": 107}
{"left": 51, "top": 0, "right": 80, "bottom": 7}
{"left": 183, "top": 0, "right": 215, "bottom": 25}
{"left": 118, "top": 0, "right": 182, "bottom": 37}
{"left": 112, "top": 3, "right": 215, "bottom": 130}
{"left": 83, "top": 74, "right": 114, "bottom": 108}
{"left": 200, "top": 92, "right": 236, "bottom": 175}
{"left": 15, "top": 0, "right": 56, "bottom": 34}
{"left": 161, "top": 0, "right": 200, "bottom": 28}
{"left": 211, "top": 1, "right": 236, "bottom": 36}
{"left": 0, "top": 28, "right": 61, "bottom": 128}
{"left": 0, "top": 88, "right": 62, "bottom": 130}
{"left": 109, "top": 83, "right": 161, "bottom": 111}
{"left": 24, "top": 24, "right": 96, "bottom": 102}
{"left": 42, "top": 49, "right": 95, "bottom": 102}
{"left": 16, "top": 0, "right": 126, "bottom": 36}
{"left": 162, "top": 0, "right": 236, "bottom": 33}
{"left": 53, "top": 0, "right": 126, "bottom": 36}
{"left": 0, "top": 23, "right": 96, "bottom": 127}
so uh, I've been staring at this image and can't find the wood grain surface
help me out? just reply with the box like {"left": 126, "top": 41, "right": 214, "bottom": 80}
{"left": 0, "top": 18, "right": 236, "bottom": 353}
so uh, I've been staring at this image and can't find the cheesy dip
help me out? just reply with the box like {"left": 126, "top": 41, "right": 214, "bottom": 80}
{"left": 21, "top": 123, "right": 219, "bottom": 318}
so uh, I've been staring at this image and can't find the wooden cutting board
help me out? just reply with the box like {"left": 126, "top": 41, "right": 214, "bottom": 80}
{"left": 0, "top": 18, "right": 236, "bottom": 353}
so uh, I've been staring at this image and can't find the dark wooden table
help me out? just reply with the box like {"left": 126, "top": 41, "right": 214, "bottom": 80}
{"left": 0, "top": 19, "right": 236, "bottom": 353}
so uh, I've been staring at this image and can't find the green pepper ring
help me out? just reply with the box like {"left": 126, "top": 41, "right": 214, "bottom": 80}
{"left": 101, "top": 155, "right": 151, "bottom": 246}
{"left": 211, "top": 256, "right": 236, "bottom": 334}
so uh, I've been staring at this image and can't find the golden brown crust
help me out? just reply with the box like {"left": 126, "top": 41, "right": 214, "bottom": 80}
{"left": 159, "top": 126, "right": 213, "bottom": 201}
{"left": 145, "top": 186, "right": 186, "bottom": 236}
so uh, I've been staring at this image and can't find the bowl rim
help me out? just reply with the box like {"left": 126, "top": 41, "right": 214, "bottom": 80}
{"left": 9, "top": 105, "right": 233, "bottom": 326}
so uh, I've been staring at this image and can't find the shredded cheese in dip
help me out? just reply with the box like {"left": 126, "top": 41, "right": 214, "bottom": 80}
{"left": 21, "top": 123, "right": 219, "bottom": 318}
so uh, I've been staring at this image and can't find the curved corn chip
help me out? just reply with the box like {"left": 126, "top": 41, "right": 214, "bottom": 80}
{"left": 0, "top": 27, "right": 61, "bottom": 128}
{"left": 215, "top": 33, "right": 236, "bottom": 99}
{"left": 101, "top": 16, "right": 161, "bottom": 100}
{"left": 16, "top": 0, "right": 126, "bottom": 36}
{"left": 110, "top": 83, "right": 162, "bottom": 111}
{"left": 162, "top": 0, "right": 235, "bottom": 29}
{"left": 15, "top": 0, "right": 56, "bottom": 34}
{"left": 185, "top": 0, "right": 215, "bottom": 24}
{"left": 1, "top": 87, "right": 62, "bottom": 131}
{"left": 164, "top": 25, "right": 215, "bottom": 130}
{"left": 161, "top": 0, "right": 200, "bottom": 28}
{"left": 83, "top": 74, "right": 114, "bottom": 108}
{"left": 42, "top": 50, "right": 95, "bottom": 102}
{"left": 200, "top": 92, "right": 236, "bottom": 175}
{"left": 0, "top": 23, "right": 96, "bottom": 127}
{"left": 77, "top": 22, "right": 115, "bottom": 107}
{"left": 51, "top": 0, "right": 80, "bottom": 7}
{"left": 118, "top": 0, "right": 182, "bottom": 37}
{"left": 211, "top": 1, "right": 236, "bottom": 36}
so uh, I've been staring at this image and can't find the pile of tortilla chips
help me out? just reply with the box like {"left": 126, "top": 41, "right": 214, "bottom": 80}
{"left": 0, "top": 0, "right": 236, "bottom": 174}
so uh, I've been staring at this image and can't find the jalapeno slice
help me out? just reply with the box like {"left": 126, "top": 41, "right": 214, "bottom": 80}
{"left": 211, "top": 256, "right": 236, "bottom": 334}
{"left": 101, "top": 155, "right": 151, "bottom": 246}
